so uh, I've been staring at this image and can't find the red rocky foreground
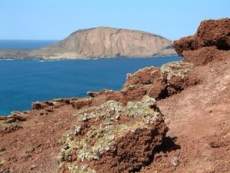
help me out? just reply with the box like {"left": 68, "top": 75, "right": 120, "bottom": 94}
{"left": 0, "top": 18, "right": 230, "bottom": 173}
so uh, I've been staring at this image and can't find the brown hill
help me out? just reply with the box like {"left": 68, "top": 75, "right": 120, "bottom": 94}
{"left": 29, "top": 27, "right": 175, "bottom": 59}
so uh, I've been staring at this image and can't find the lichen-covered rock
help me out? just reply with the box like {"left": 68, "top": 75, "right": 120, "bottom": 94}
{"left": 160, "top": 61, "right": 194, "bottom": 96}
{"left": 174, "top": 18, "right": 230, "bottom": 65}
{"left": 59, "top": 96, "right": 168, "bottom": 173}
{"left": 160, "top": 61, "right": 194, "bottom": 81}
{"left": 121, "top": 62, "right": 194, "bottom": 100}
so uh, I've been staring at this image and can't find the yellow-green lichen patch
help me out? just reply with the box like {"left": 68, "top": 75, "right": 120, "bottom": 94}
{"left": 59, "top": 133, "right": 77, "bottom": 162}
{"left": 160, "top": 61, "right": 194, "bottom": 80}
{"left": 64, "top": 163, "right": 96, "bottom": 173}
{"left": 77, "top": 100, "right": 123, "bottom": 122}
{"left": 125, "top": 96, "right": 160, "bottom": 121}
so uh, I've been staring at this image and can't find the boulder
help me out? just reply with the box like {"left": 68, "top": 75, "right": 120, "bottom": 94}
{"left": 59, "top": 96, "right": 168, "bottom": 173}
{"left": 122, "top": 62, "right": 194, "bottom": 100}
{"left": 160, "top": 61, "right": 194, "bottom": 96}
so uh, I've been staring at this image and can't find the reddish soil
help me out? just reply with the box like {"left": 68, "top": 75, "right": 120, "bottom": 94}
{"left": 0, "top": 106, "right": 77, "bottom": 173}
{"left": 141, "top": 58, "right": 230, "bottom": 173}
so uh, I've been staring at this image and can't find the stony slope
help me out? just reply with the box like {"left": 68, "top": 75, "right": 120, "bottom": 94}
{"left": 142, "top": 18, "right": 230, "bottom": 173}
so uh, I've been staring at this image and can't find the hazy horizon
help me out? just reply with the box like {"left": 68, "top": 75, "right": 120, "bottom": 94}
{"left": 0, "top": 0, "right": 229, "bottom": 40}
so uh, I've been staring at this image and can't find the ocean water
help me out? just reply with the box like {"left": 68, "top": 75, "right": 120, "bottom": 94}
{"left": 0, "top": 40, "right": 57, "bottom": 50}
{"left": 0, "top": 41, "right": 180, "bottom": 115}
{"left": 0, "top": 57, "right": 181, "bottom": 115}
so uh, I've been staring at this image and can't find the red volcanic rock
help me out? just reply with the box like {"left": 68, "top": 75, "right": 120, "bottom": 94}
{"left": 87, "top": 62, "right": 194, "bottom": 104}
{"left": 88, "top": 90, "right": 125, "bottom": 105}
{"left": 196, "top": 18, "right": 230, "bottom": 49}
{"left": 124, "top": 67, "right": 163, "bottom": 86}
{"left": 32, "top": 101, "right": 48, "bottom": 110}
{"left": 173, "top": 36, "right": 198, "bottom": 56}
{"left": 174, "top": 18, "right": 230, "bottom": 65}
{"left": 71, "top": 98, "right": 93, "bottom": 109}
{"left": 182, "top": 46, "right": 229, "bottom": 66}
{"left": 123, "top": 67, "right": 166, "bottom": 99}
{"left": 122, "top": 62, "right": 194, "bottom": 100}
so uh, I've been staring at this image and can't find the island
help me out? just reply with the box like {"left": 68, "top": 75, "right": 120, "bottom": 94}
{"left": 0, "top": 27, "right": 176, "bottom": 59}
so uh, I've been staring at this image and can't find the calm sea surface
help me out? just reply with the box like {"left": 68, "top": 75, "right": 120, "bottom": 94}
{"left": 0, "top": 40, "right": 57, "bottom": 50}
{"left": 0, "top": 40, "right": 180, "bottom": 115}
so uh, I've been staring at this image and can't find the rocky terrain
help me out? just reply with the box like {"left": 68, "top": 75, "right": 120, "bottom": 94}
{"left": 0, "top": 27, "right": 175, "bottom": 59}
{"left": 0, "top": 18, "right": 229, "bottom": 173}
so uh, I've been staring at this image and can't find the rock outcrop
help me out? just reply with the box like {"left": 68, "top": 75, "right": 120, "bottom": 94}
{"left": 122, "top": 61, "right": 195, "bottom": 100}
{"left": 174, "top": 18, "right": 230, "bottom": 65}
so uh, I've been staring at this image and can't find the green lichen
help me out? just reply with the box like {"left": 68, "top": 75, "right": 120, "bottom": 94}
{"left": 160, "top": 61, "right": 193, "bottom": 80}
{"left": 126, "top": 96, "right": 157, "bottom": 118}
{"left": 77, "top": 100, "right": 123, "bottom": 122}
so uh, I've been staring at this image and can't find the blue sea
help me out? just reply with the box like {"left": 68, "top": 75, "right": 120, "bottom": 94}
{"left": 0, "top": 40, "right": 180, "bottom": 115}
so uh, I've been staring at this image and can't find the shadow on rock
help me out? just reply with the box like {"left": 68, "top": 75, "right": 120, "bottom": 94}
{"left": 157, "top": 136, "right": 181, "bottom": 153}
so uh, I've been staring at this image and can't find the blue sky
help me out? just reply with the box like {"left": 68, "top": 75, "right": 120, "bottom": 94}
{"left": 0, "top": 0, "right": 229, "bottom": 40}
